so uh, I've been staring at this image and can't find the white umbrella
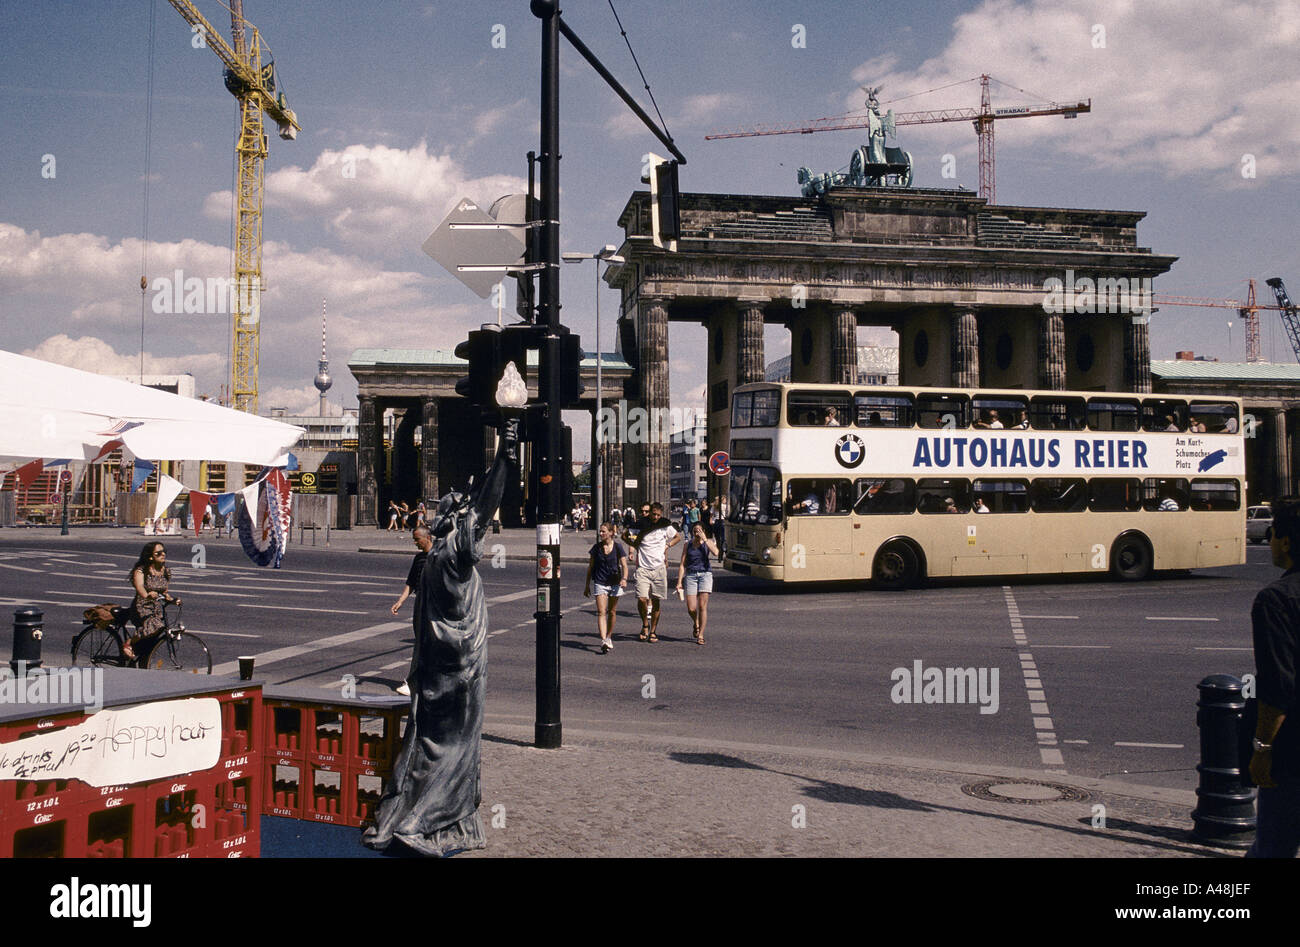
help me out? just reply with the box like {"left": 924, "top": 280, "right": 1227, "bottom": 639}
{"left": 0, "top": 350, "right": 303, "bottom": 466}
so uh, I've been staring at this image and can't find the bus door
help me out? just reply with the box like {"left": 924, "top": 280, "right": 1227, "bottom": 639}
{"left": 784, "top": 476, "right": 854, "bottom": 562}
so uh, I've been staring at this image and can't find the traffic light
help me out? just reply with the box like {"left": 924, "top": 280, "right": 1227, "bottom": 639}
{"left": 616, "top": 314, "right": 639, "bottom": 400}
{"left": 642, "top": 152, "right": 680, "bottom": 250}
{"left": 455, "top": 324, "right": 530, "bottom": 406}
{"left": 560, "top": 331, "right": 585, "bottom": 407}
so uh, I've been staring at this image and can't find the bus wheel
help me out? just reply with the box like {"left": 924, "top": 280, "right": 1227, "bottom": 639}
{"left": 874, "top": 540, "right": 919, "bottom": 590}
{"left": 1110, "top": 534, "right": 1152, "bottom": 581}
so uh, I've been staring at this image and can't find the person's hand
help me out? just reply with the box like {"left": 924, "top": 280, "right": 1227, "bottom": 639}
{"left": 619, "top": 578, "right": 627, "bottom": 588}
{"left": 171, "top": 597, "right": 181, "bottom": 606}
{"left": 390, "top": 601, "right": 402, "bottom": 615}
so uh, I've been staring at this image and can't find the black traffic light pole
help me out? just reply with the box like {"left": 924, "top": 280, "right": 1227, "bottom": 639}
{"left": 533, "top": 0, "right": 563, "bottom": 749}
{"left": 529, "top": 0, "right": 684, "bottom": 749}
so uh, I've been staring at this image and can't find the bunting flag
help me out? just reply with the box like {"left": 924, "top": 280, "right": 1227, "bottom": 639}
{"left": 215, "top": 492, "right": 237, "bottom": 517}
{"left": 153, "top": 474, "right": 185, "bottom": 522}
{"left": 131, "top": 459, "right": 156, "bottom": 493}
{"left": 89, "top": 438, "right": 124, "bottom": 464}
{"left": 237, "top": 468, "right": 293, "bottom": 568}
{"left": 15, "top": 458, "right": 44, "bottom": 488}
{"left": 188, "top": 490, "right": 211, "bottom": 537}
{"left": 285, "top": 452, "right": 299, "bottom": 471}
{"left": 241, "top": 482, "right": 260, "bottom": 523}
{"left": 43, "top": 458, "right": 72, "bottom": 468}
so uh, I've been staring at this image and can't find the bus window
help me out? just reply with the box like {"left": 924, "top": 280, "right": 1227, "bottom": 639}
{"left": 732, "top": 389, "right": 780, "bottom": 429}
{"left": 1142, "top": 398, "right": 1187, "bottom": 432}
{"left": 916, "top": 394, "right": 969, "bottom": 429}
{"left": 1142, "top": 477, "right": 1190, "bottom": 512}
{"left": 787, "top": 391, "right": 852, "bottom": 427}
{"left": 1087, "top": 398, "right": 1141, "bottom": 432}
{"left": 973, "top": 479, "right": 1029, "bottom": 513}
{"left": 916, "top": 478, "right": 971, "bottom": 514}
{"left": 854, "top": 393, "right": 914, "bottom": 428}
{"left": 1191, "top": 479, "right": 1241, "bottom": 511}
{"left": 1089, "top": 478, "right": 1142, "bottom": 512}
{"left": 787, "top": 478, "right": 851, "bottom": 515}
{"left": 730, "top": 438, "right": 773, "bottom": 461}
{"left": 729, "top": 465, "right": 781, "bottom": 525}
{"left": 1030, "top": 478, "right": 1088, "bottom": 513}
{"left": 854, "top": 478, "right": 916, "bottom": 515}
{"left": 1189, "top": 401, "right": 1239, "bottom": 434}
{"left": 1028, "top": 395, "right": 1085, "bottom": 430}
{"left": 971, "top": 396, "right": 1028, "bottom": 430}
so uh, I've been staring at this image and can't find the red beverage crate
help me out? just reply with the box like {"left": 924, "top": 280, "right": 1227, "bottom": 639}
{"left": 84, "top": 794, "right": 139, "bottom": 858}
{"left": 210, "top": 831, "right": 259, "bottom": 858}
{"left": 1, "top": 711, "right": 91, "bottom": 807}
{"left": 348, "top": 769, "right": 388, "bottom": 828}
{"left": 2, "top": 810, "right": 86, "bottom": 858}
{"left": 306, "top": 706, "right": 350, "bottom": 766}
{"left": 263, "top": 758, "right": 304, "bottom": 819}
{"left": 302, "top": 761, "right": 347, "bottom": 825}
{"left": 217, "top": 692, "right": 259, "bottom": 758}
{"left": 8, "top": 779, "right": 82, "bottom": 832}
{"left": 263, "top": 702, "right": 305, "bottom": 762}
{"left": 142, "top": 775, "right": 214, "bottom": 858}
{"left": 352, "top": 709, "right": 404, "bottom": 771}
{"left": 213, "top": 770, "right": 259, "bottom": 838}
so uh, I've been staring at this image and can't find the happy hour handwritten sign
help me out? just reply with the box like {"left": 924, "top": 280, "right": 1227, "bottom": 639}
{"left": 0, "top": 698, "right": 222, "bottom": 787}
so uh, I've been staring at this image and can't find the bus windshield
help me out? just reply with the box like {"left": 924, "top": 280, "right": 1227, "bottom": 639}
{"left": 728, "top": 465, "right": 781, "bottom": 525}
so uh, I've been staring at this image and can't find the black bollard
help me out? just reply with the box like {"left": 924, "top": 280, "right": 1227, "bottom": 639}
{"left": 10, "top": 607, "right": 44, "bottom": 674}
{"left": 1191, "top": 674, "right": 1256, "bottom": 847}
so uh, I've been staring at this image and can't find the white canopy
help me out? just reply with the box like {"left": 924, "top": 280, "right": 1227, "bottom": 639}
{"left": 0, "top": 350, "right": 304, "bottom": 467}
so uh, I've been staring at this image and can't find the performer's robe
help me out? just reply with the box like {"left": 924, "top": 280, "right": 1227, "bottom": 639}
{"left": 363, "top": 447, "right": 509, "bottom": 856}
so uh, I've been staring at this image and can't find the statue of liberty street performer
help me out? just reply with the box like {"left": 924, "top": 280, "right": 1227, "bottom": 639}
{"left": 363, "top": 389, "right": 522, "bottom": 856}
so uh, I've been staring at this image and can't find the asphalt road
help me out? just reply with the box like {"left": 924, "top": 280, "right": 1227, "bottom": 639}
{"left": 0, "top": 529, "right": 1277, "bottom": 793}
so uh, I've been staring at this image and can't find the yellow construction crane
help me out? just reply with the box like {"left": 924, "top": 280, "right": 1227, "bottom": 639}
{"left": 165, "top": 0, "right": 300, "bottom": 414}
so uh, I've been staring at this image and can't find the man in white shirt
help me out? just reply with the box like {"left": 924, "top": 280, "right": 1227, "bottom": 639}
{"left": 630, "top": 501, "right": 681, "bottom": 642}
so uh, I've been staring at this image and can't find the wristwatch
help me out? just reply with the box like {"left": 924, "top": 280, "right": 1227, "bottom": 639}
{"left": 1253, "top": 738, "right": 1272, "bottom": 751}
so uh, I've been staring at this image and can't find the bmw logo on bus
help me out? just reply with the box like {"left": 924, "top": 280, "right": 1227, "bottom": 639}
{"left": 834, "top": 433, "right": 866, "bottom": 469}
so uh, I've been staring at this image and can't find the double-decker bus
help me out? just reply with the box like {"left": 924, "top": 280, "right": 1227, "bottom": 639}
{"left": 724, "top": 382, "right": 1245, "bottom": 587}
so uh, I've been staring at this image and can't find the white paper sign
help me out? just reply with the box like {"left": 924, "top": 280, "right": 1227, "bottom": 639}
{"left": 0, "top": 698, "right": 222, "bottom": 787}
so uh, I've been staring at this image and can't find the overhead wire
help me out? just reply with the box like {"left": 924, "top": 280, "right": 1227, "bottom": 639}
{"left": 606, "top": 0, "right": 673, "bottom": 145}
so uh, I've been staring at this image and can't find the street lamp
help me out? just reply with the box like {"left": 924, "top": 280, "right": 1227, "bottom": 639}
{"left": 562, "top": 245, "right": 624, "bottom": 523}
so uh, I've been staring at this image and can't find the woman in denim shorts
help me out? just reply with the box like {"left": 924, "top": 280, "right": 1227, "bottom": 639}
{"left": 676, "top": 523, "right": 719, "bottom": 645}
{"left": 584, "top": 521, "right": 628, "bottom": 654}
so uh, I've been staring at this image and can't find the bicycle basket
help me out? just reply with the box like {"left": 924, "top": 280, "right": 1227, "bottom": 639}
{"left": 82, "top": 603, "right": 118, "bottom": 630}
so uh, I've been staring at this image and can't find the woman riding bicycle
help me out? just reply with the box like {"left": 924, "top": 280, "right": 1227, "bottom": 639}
{"left": 124, "top": 541, "right": 181, "bottom": 660}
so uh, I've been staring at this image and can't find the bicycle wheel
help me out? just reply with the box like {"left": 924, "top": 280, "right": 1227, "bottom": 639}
{"left": 71, "top": 625, "right": 123, "bottom": 668}
{"left": 145, "top": 632, "right": 212, "bottom": 674}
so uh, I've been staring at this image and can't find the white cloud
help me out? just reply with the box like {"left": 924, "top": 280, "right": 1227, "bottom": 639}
{"left": 22, "top": 334, "right": 223, "bottom": 383}
{"left": 0, "top": 222, "right": 501, "bottom": 408}
{"left": 847, "top": 0, "right": 1300, "bottom": 178}
{"left": 203, "top": 141, "right": 527, "bottom": 254}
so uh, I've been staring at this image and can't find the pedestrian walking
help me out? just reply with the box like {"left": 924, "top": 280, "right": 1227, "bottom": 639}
{"left": 386, "top": 500, "right": 402, "bottom": 531}
{"left": 676, "top": 523, "right": 718, "bottom": 645}
{"left": 629, "top": 501, "right": 680, "bottom": 642}
{"left": 388, "top": 525, "right": 433, "bottom": 696}
{"left": 1247, "top": 498, "right": 1300, "bottom": 858}
{"left": 583, "top": 521, "right": 628, "bottom": 653}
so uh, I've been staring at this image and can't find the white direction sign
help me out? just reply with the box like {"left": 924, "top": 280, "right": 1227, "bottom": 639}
{"left": 422, "top": 196, "right": 527, "bottom": 299}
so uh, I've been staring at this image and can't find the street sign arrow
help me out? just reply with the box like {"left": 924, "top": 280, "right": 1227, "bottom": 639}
{"left": 422, "top": 197, "right": 528, "bottom": 299}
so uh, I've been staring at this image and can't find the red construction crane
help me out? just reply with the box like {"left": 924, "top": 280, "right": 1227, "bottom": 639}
{"left": 706, "top": 74, "right": 1089, "bottom": 204}
{"left": 1154, "top": 280, "right": 1288, "bottom": 363}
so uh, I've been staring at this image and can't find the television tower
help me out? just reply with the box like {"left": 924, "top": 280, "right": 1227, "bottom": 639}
{"left": 313, "top": 298, "right": 333, "bottom": 415}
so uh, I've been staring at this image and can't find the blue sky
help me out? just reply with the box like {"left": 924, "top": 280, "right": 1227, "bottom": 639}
{"left": 2, "top": 1, "right": 1298, "bottom": 458}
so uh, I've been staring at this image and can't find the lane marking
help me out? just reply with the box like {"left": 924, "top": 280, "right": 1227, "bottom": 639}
{"left": 236, "top": 603, "right": 367, "bottom": 614}
{"left": 186, "top": 629, "right": 261, "bottom": 639}
{"left": 1031, "top": 644, "right": 1111, "bottom": 649}
{"left": 1004, "top": 585, "right": 1066, "bottom": 773}
{"left": 1017, "top": 615, "right": 1079, "bottom": 620}
{"left": 1146, "top": 616, "right": 1220, "bottom": 622}
{"left": 210, "top": 620, "right": 405, "bottom": 676}
{"left": 1194, "top": 647, "right": 1252, "bottom": 652}
{"left": 1114, "top": 742, "right": 1184, "bottom": 749}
